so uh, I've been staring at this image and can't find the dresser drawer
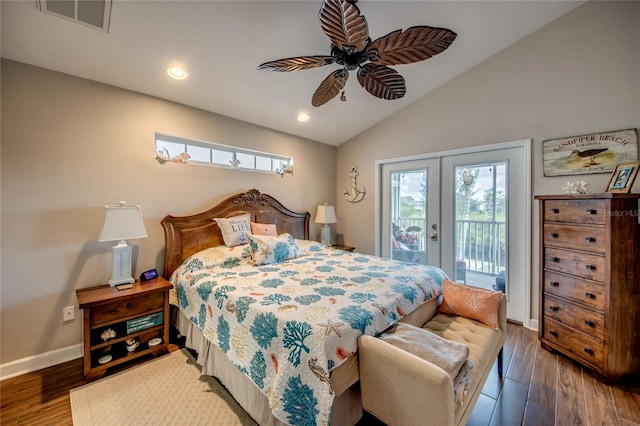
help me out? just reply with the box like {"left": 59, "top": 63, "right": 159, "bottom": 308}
{"left": 544, "top": 200, "right": 606, "bottom": 225}
{"left": 543, "top": 317, "right": 603, "bottom": 369}
{"left": 543, "top": 223, "right": 606, "bottom": 254}
{"left": 544, "top": 271, "right": 605, "bottom": 311}
{"left": 544, "top": 247, "right": 606, "bottom": 282}
{"left": 544, "top": 294, "right": 604, "bottom": 339}
{"left": 91, "top": 291, "right": 164, "bottom": 325}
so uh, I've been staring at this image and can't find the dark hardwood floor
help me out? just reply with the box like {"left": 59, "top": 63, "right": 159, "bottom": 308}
{"left": 468, "top": 322, "right": 639, "bottom": 426}
{"left": 2, "top": 323, "right": 639, "bottom": 425}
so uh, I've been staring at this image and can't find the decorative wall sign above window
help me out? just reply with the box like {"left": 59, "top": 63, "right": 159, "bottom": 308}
{"left": 155, "top": 133, "right": 293, "bottom": 176}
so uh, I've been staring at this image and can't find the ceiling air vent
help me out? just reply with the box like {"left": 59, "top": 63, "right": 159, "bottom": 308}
{"left": 38, "top": 0, "right": 112, "bottom": 32}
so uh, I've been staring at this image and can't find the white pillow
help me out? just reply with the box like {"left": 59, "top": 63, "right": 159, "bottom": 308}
{"left": 214, "top": 213, "right": 252, "bottom": 246}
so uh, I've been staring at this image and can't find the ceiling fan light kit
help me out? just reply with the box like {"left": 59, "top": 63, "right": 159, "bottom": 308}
{"left": 258, "top": 0, "right": 456, "bottom": 107}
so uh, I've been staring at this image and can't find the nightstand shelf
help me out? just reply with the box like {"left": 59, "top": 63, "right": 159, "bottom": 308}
{"left": 76, "top": 277, "right": 172, "bottom": 380}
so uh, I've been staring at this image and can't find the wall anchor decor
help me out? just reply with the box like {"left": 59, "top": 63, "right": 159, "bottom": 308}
{"left": 344, "top": 166, "right": 365, "bottom": 203}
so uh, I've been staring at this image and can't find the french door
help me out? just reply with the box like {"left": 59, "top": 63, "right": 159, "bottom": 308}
{"left": 380, "top": 159, "right": 440, "bottom": 266}
{"left": 377, "top": 141, "right": 530, "bottom": 324}
{"left": 441, "top": 147, "right": 528, "bottom": 323}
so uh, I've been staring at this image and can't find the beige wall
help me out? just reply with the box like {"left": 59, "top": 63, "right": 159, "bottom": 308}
{"left": 1, "top": 0, "right": 638, "bottom": 367}
{"left": 336, "top": 1, "right": 639, "bottom": 320}
{"left": 0, "top": 59, "right": 336, "bottom": 364}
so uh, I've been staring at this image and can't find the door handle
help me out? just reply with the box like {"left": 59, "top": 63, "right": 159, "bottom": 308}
{"left": 429, "top": 232, "right": 437, "bottom": 241}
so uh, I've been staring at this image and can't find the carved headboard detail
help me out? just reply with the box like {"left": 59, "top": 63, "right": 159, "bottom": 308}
{"left": 161, "top": 189, "right": 310, "bottom": 278}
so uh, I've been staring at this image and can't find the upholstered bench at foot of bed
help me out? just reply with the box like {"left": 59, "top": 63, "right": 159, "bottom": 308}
{"left": 358, "top": 293, "right": 506, "bottom": 426}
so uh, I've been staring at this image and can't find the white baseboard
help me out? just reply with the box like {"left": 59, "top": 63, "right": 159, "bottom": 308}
{"left": 528, "top": 319, "right": 539, "bottom": 332}
{"left": 0, "top": 344, "right": 83, "bottom": 381}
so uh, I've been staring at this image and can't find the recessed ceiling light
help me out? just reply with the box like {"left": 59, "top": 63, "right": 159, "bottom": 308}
{"left": 167, "top": 66, "right": 188, "bottom": 80}
{"left": 297, "top": 112, "right": 310, "bottom": 122}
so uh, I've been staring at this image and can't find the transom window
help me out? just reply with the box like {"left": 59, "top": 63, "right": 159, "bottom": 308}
{"left": 155, "top": 133, "right": 293, "bottom": 174}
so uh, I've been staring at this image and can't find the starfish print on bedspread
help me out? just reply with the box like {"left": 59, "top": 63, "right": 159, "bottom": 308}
{"left": 318, "top": 318, "right": 345, "bottom": 337}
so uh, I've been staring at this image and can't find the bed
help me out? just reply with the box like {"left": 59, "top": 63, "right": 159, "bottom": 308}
{"left": 161, "top": 189, "right": 447, "bottom": 426}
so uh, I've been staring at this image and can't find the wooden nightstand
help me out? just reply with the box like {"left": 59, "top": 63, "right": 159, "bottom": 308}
{"left": 330, "top": 245, "right": 355, "bottom": 252}
{"left": 76, "top": 277, "right": 172, "bottom": 380}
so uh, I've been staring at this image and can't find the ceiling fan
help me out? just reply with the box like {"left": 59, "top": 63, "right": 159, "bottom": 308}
{"left": 257, "top": 0, "right": 457, "bottom": 107}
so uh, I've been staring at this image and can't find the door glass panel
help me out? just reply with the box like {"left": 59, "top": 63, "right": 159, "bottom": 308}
{"left": 454, "top": 163, "right": 507, "bottom": 291}
{"left": 390, "top": 170, "right": 427, "bottom": 264}
{"left": 380, "top": 158, "right": 439, "bottom": 266}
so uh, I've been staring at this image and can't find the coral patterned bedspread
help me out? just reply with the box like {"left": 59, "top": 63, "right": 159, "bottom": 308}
{"left": 170, "top": 239, "right": 446, "bottom": 426}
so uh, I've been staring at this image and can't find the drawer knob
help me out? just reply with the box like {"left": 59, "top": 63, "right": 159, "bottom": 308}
{"left": 586, "top": 265, "right": 596, "bottom": 271}
{"left": 549, "top": 330, "right": 558, "bottom": 337}
{"left": 550, "top": 233, "right": 559, "bottom": 238}
{"left": 585, "top": 292, "right": 596, "bottom": 299}
{"left": 550, "top": 257, "right": 560, "bottom": 263}
{"left": 550, "top": 281, "right": 559, "bottom": 287}
{"left": 584, "top": 320, "right": 596, "bottom": 328}
{"left": 586, "top": 209, "right": 597, "bottom": 214}
{"left": 549, "top": 306, "right": 560, "bottom": 312}
{"left": 585, "top": 237, "right": 596, "bottom": 243}
{"left": 584, "top": 347, "right": 594, "bottom": 355}
{"left": 126, "top": 302, "right": 134, "bottom": 310}
{"left": 550, "top": 208, "right": 560, "bottom": 213}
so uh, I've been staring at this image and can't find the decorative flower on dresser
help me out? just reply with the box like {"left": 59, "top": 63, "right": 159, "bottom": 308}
{"left": 561, "top": 180, "right": 591, "bottom": 194}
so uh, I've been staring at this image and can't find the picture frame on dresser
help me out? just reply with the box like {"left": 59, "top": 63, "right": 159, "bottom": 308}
{"left": 606, "top": 161, "right": 640, "bottom": 193}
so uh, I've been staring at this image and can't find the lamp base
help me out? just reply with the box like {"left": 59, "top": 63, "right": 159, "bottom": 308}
{"left": 109, "top": 241, "right": 135, "bottom": 287}
{"left": 108, "top": 277, "right": 135, "bottom": 287}
{"left": 320, "top": 224, "right": 331, "bottom": 246}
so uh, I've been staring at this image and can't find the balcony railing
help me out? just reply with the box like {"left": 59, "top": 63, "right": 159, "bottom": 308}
{"left": 394, "top": 217, "right": 505, "bottom": 276}
{"left": 456, "top": 219, "right": 505, "bottom": 276}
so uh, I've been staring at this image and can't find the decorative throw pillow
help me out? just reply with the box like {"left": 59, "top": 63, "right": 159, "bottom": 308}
{"left": 182, "top": 245, "right": 252, "bottom": 271}
{"left": 437, "top": 279, "right": 502, "bottom": 329}
{"left": 250, "top": 222, "right": 277, "bottom": 236}
{"left": 248, "top": 233, "right": 300, "bottom": 265}
{"left": 295, "top": 239, "right": 324, "bottom": 254}
{"left": 214, "top": 213, "right": 252, "bottom": 246}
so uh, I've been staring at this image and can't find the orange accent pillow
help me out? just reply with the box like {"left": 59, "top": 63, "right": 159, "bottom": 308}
{"left": 437, "top": 279, "right": 502, "bottom": 329}
{"left": 250, "top": 222, "right": 277, "bottom": 236}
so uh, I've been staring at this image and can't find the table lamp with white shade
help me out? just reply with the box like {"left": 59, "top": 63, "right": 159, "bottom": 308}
{"left": 98, "top": 201, "right": 148, "bottom": 286}
{"left": 315, "top": 204, "right": 337, "bottom": 246}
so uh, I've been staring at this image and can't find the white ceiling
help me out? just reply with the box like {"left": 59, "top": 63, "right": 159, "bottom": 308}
{"left": 1, "top": 0, "right": 584, "bottom": 146}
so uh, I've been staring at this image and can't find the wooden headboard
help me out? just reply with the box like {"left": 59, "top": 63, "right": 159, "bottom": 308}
{"left": 161, "top": 189, "right": 310, "bottom": 278}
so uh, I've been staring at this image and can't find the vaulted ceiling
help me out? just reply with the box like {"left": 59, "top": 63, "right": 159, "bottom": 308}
{"left": 1, "top": 1, "right": 584, "bottom": 145}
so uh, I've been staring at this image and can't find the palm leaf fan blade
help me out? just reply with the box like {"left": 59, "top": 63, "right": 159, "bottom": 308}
{"left": 357, "top": 64, "right": 405, "bottom": 100}
{"left": 257, "top": 56, "right": 335, "bottom": 72}
{"left": 367, "top": 26, "right": 457, "bottom": 66}
{"left": 312, "top": 69, "right": 349, "bottom": 107}
{"left": 319, "top": 0, "right": 368, "bottom": 54}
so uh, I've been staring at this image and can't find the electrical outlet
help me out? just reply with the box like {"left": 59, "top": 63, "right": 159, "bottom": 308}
{"left": 63, "top": 306, "right": 75, "bottom": 322}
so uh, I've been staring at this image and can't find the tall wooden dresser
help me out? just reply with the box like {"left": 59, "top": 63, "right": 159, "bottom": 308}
{"left": 535, "top": 194, "right": 640, "bottom": 382}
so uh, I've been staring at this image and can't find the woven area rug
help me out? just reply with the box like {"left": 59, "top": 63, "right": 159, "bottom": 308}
{"left": 70, "top": 349, "right": 256, "bottom": 425}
